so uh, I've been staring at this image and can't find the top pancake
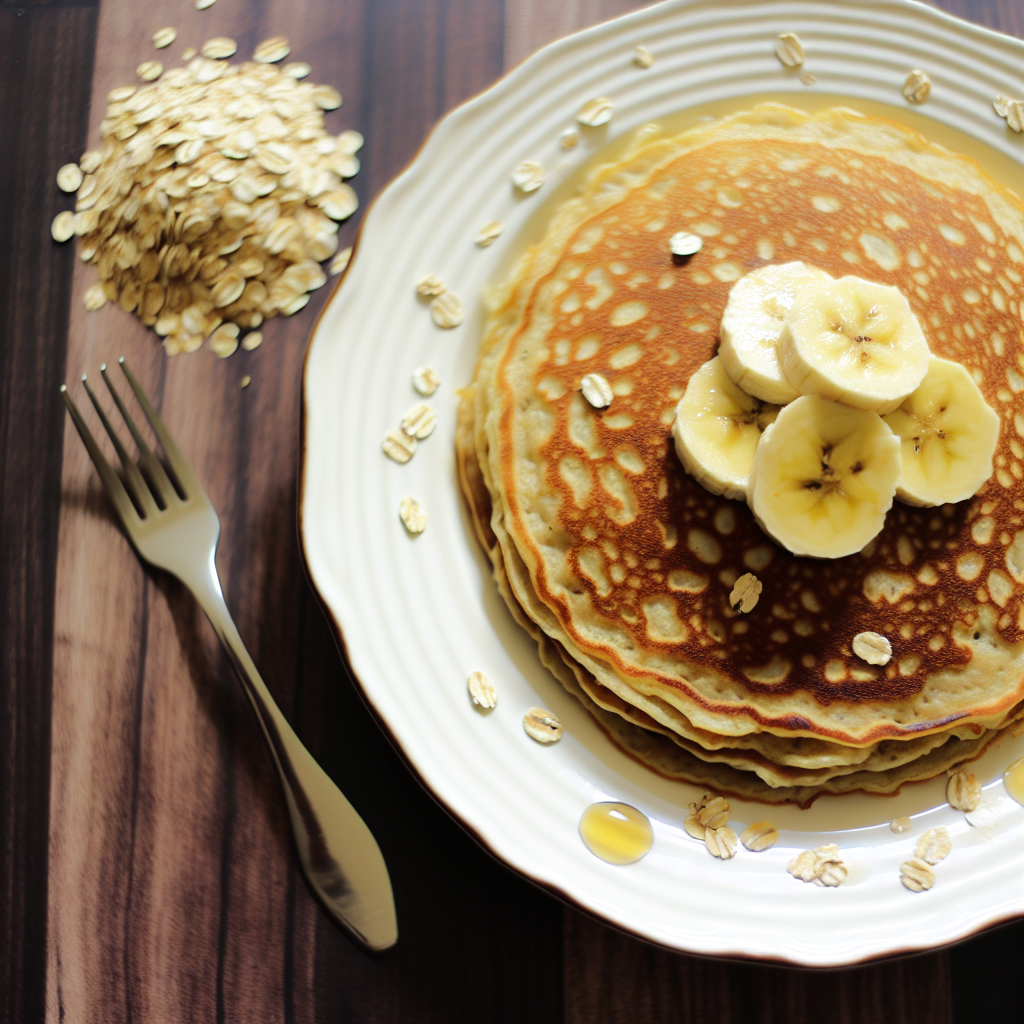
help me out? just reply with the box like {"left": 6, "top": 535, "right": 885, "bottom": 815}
{"left": 480, "top": 105, "right": 1024, "bottom": 747}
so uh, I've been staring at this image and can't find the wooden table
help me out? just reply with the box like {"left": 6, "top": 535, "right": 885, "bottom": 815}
{"left": 2, "top": 0, "right": 1022, "bottom": 1020}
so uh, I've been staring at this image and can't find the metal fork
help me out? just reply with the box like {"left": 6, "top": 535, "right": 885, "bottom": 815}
{"left": 61, "top": 358, "right": 397, "bottom": 951}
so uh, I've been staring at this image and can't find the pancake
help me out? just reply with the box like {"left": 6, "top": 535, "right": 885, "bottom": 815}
{"left": 473, "top": 105, "right": 1024, "bottom": 751}
{"left": 458, "top": 373, "right": 1023, "bottom": 797}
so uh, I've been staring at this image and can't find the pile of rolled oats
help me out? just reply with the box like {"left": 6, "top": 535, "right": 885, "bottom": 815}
{"left": 51, "top": 39, "right": 361, "bottom": 357}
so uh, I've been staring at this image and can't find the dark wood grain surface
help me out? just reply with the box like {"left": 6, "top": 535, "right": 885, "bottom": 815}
{"left": 2, "top": 1, "right": 1022, "bottom": 1021}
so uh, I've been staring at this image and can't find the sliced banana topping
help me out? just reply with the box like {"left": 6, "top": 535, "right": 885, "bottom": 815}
{"left": 779, "top": 276, "right": 930, "bottom": 414}
{"left": 748, "top": 395, "right": 901, "bottom": 558}
{"left": 883, "top": 356, "right": 1000, "bottom": 507}
{"left": 719, "top": 261, "right": 832, "bottom": 405}
{"left": 673, "top": 357, "right": 780, "bottom": 501}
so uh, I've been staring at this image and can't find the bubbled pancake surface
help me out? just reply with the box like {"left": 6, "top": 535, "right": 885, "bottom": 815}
{"left": 474, "top": 106, "right": 1024, "bottom": 750}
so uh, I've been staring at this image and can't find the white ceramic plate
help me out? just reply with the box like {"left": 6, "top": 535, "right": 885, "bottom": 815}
{"left": 302, "top": 0, "right": 1024, "bottom": 965}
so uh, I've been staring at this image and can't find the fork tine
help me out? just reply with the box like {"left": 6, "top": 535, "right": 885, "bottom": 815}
{"left": 61, "top": 385, "right": 141, "bottom": 529}
{"left": 116, "top": 358, "right": 204, "bottom": 500}
{"left": 81, "top": 376, "right": 158, "bottom": 517}
{"left": 100, "top": 362, "right": 179, "bottom": 507}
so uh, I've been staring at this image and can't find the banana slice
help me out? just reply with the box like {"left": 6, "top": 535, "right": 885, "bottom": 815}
{"left": 883, "top": 356, "right": 1000, "bottom": 506}
{"left": 779, "top": 276, "right": 930, "bottom": 414}
{"left": 749, "top": 395, "right": 901, "bottom": 558}
{"left": 673, "top": 356, "right": 780, "bottom": 500}
{"left": 718, "top": 261, "right": 832, "bottom": 405}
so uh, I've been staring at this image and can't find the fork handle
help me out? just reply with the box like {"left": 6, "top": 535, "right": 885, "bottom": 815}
{"left": 182, "top": 555, "right": 398, "bottom": 950}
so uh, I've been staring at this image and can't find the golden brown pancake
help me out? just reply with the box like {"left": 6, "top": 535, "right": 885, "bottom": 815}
{"left": 459, "top": 105, "right": 1024, "bottom": 794}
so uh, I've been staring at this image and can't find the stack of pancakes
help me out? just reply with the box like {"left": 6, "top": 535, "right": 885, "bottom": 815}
{"left": 457, "top": 106, "right": 1024, "bottom": 803}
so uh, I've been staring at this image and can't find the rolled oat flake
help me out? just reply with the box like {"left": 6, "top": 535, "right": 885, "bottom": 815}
{"left": 581, "top": 373, "right": 613, "bottom": 409}
{"left": 467, "top": 671, "right": 497, "bottom": 709}
{"left": 852, "top": 631, "right": 892, "bottom": 666}
{"left": 523, "top": 707, "right": 563, "bottom": 744}
{"left": 669, "top": 231, "right": 703, "bottom": 257}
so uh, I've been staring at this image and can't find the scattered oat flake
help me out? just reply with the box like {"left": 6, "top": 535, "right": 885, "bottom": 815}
{"left": 254, "top": 37, "right": 290, "bottom": 63}
{"left": 137, "top": 61, "right": 163, "bottom": 82}
{"left": 512, "top": 159, "right": 545, "bottom": 193}
{"left": 695, "top": 795, "right": 731, "bottom": 829}
{"left": 1007, "top": 100, "right": 1024, "bottom": 133}
{"left": 202, "top": 37, "right": 237, "bottom": 60}
{"left": 903, "top": 69, "right": 931, "bottom": 105}
{"left": 800, "top": 72, "right": 817, "bottom": 86}
{"left": 412, "top": 366, "right": 440, "bottom": 396}
{"left": 467, "top": 671, "right": 497, "bottom": 709}
{"left": 56, "top": 163, "right": 83, "bottom": 193}
{"left": 900, "top": 857, "right": 935, "bottom": 892}
{"left": 581, "top": 373, "right": 612, "bottom": 409}
{"left": 476, "top": 221, "right": 504, "bottom": 247}
{"left": 83, "top": 283, "right": 107, "bottom": 311}
{"left": 399, "top": 495, "right": 427, "bottom": 534}
{"left": 560, "top": 128, "right": 579, "bottom": 151}
{"left": 383, "top": 429, "right": 416, "bottom": 464}
{"left": 152, "top": 27, "right": 176, "bottom": 49}
{"left": 209, "top": 322, "right": 240, "bottom": 358}
{"left": 915, "top": 826, "right": 951, "bottom": 864}
{"left": 401, "top": 403, "right": 437, "bottom": 440}
{"left": 670, "top": 231, "right": 703, "bottom": 257}
{"left": 51, "top": 211, "right": 76, "bottom": 243}
{"left": 577, "top": 97, "right": 614, "bottom": 128}
{"left": 730, "top": 572, "right": 762, "bottom": 613}
{"left": 416, "top": 274, "right": 446, "bottom": 298}
{"left": 431, "top": 291, "right": 463, "bottom": 329}
{"left": 740, "top": 821, "right": 778, "bottom": 852}
{"left": 242, "top": 331, "right": 263, "bottom": 351}
{"left": 195, "top": 0, "right": 216, "bottom": 8}
{"left": 79, "top": 150, "right": 100, "bottom": 174}
{"left": 947, "top": 769, "right": 982, "bottom": 812}
{"left": 311, "top": 85, "right": 342, "bottom": 110}
{"left": 965, "top": 797, "right": 1000, "bottom": 829}
{"left": 852, "top": 631, "right": 892, "bottom": 666}
{"left": 283, "top": 62, "right": 312, "bottom": 80}
{"left": 330, "top": 247, "right": 352, "bottom": 276}
{"left": 683, "top": 814, "right": 706, "bottom": 841}
{"left": 890, "top": 816, "right": 911, "bottom": 834}
{"left": 634, "top": 45, "right": 654, "bottom": 69}
{"left": 523, "top": 707, "right": 562, "bottom": 744}
{"left": 705, "top": 825, "right": 737, "bottom": 860}
{"left": 181, "top": 46, "right": 197, "bottom": 60}
{"left": 240, "top": 374, "right": 251, "bottom": 389}
{"left": 788, "top": 843, "right": 845, "bottom": 885}
{"left": 994, "top": 94, "right": 1010, "bottom": 118}
{"left": 775, "top": 32, "right": 804, "bottom": 68}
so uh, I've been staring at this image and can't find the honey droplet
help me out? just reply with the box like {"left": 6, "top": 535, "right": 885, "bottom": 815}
{"left": 579, "top": 802, "right": 653, "bottom": 865}
{"left": 1003, "top": 755, "right": 1024, "bottom": 806}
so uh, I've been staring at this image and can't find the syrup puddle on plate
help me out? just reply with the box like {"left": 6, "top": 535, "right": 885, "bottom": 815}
{"left": 579, "top": 802, "right": 653, "bottom": 864}
{"left": 1004, "top": 755, "right": 1024, "bottom": 806}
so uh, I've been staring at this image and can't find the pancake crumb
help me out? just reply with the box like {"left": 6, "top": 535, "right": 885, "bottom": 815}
{"left": 560, "top": 128, "right": 579, "bottom": 150}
